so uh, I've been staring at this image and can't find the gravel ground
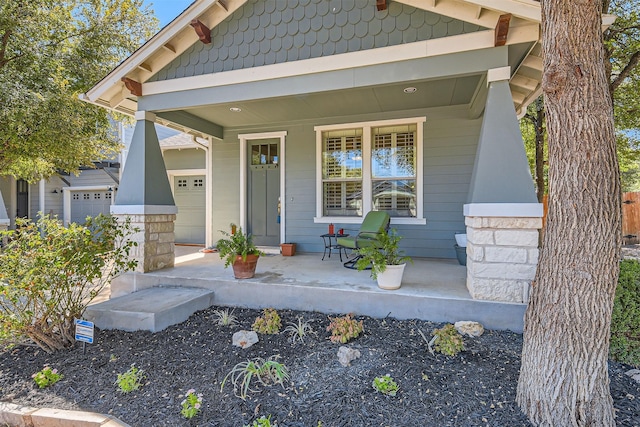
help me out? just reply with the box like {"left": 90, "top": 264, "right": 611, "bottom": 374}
{"left": 0, "top": 306, "right": 638, "bottom": 427}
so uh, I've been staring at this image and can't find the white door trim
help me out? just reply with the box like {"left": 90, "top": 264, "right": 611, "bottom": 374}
{"left": 238, "top": 131, "right": 287, "bottom": 244}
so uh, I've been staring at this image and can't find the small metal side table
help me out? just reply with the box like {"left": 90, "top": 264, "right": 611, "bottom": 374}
{"left": 320, "top": 233, "right": 349, "bottom": 261}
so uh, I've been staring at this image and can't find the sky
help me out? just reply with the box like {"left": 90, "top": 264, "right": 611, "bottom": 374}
{"left": 142, "top": 0, "right": 195, "bottom": 27}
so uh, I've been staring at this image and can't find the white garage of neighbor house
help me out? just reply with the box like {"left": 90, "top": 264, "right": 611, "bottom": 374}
{"left": 0, "top": 126, "right": 208, "bottom": 246}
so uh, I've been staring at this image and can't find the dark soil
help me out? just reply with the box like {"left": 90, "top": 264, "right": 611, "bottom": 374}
{"left": 1, "top": 307, "right": 639, "bottom": 427}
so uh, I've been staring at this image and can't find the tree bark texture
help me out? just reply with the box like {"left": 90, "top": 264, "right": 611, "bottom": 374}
{"left": 517, "top": 1, "right": 621, "bottom": 426}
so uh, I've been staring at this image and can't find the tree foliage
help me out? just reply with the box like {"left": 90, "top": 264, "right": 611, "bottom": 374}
{"left": 522, "top": 0, "right": 640, "bottom": 193}
{"left": 0, "top": 1, "right": 157, "bottom": 181}
{"left": 0, "top": 214, "right": 138, "bottom": 353}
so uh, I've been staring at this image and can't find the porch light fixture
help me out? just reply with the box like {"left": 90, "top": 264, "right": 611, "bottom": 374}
{"left": 403, "top": 87, "right": 417, "bottom": 94}
{"left": 229, "top": 107, "right": 242, "bottom": 112}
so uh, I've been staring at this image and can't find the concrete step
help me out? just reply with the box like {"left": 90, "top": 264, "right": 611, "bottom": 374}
{"left": 85, "top": 287, "right": 215, "bottom": 333}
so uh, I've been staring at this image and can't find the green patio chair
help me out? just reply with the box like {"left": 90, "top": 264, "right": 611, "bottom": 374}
{"left": 337, "top": 211, "right": 391, "bottom": 269}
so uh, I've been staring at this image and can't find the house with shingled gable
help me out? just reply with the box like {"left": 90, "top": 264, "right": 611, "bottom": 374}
{"left": 80, "top": 0, "right": 611, "bottom": 304}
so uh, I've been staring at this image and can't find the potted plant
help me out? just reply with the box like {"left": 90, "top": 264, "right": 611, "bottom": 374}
{"left": 355, "top": 229, "right": 412, "bottom": 290}
{"left": 216, "top": 224, "right": 263, "bottom": 279}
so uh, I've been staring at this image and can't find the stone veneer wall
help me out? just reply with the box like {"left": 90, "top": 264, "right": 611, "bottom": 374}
{"left": 113, "top": 213, "right": 176, "bottom": 273}
{"left": 465, "top": 216, "right": 541, "bottom": 303}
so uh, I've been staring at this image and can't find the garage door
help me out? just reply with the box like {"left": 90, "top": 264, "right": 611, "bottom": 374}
{"left": 70, "top": 190, "right": 113, "bottom": 224}
{"left": 174, "top": 175, "right": 206, "bottom": 244}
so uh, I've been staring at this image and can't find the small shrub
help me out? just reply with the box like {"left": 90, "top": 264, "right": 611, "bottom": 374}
{"left": 212, "top": 308, "right": 239, "bottom": 326}
{"left": 283, "top": 317, "right": 316, "bottom": 344}
{"left": 372, "top": 374, "right": 399, "bottom": 396}
{"left": 610, "top": 259, "right": 640, "bottom": 366}
{"left": 0, "top": 215, "right": 138, "bottom": 353}
{"left": 181, "top": 389, "right": 203, "bottom": 419}
{"left": 245, "top": 415, "right": 275, "bottom": 427}
{"left": 32, "top": 366, "right": 62, "bottom": 388}
{"left": 116, "top": 364, "right": 145, "bottom": 393}
{"left": 252, "top": 308, "right": 282, "bottom": 334}
{"left": 221, "top": 355, "right": 289, "bottom": 399}
{"left": 326, "top": 314, "right": 364, "bottom": 343}
{"left": 432, "top": 324, "right": 464, "bottom": 356}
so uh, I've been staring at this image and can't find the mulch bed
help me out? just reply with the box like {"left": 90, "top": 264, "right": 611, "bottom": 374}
{"left": 1, "top": 307, "right": 639, "bottom": 426}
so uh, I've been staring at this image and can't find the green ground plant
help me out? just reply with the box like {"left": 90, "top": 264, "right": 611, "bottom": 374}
{"left": 0, "top": 214, "right": 138, "bottom": 353}
{"left": 372, "top": 374, "right": 399, "bottom": 396}
{"left": 610, "top": 259, "right": 640, "bottom": 366}
{"left": 252, "top": 308, "right": 282, "bottom": 334}
{"left": 180, "top": 389, "right": 203, "bottom": 419}
{"left": 432, "top": 324, "right": 464, "bottom": 356}
{"left": 32, "top": 366, "right": 62, "bottom": 388}
{"left": 116, "top": 365, "right": 145, "bottom": 393}
{"left": 326, "top": 314, "right": 364, "bottom": 343}
{"left": 221, "top": 356, "right": 289, "bottom": 400}
{"left": 244, "top": 415, "right": 275, "bottom": 427}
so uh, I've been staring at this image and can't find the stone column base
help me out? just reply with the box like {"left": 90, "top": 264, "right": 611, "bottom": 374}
{"left": 113, "top": 213, "right": 176, "bottom": 273}
{"left": 465, "top": 216, "right": 541, "bottom": 303}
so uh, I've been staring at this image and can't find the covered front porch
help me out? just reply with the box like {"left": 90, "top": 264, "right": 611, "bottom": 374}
{"left": 87, "top": 245, "right": 526, "bottom": 333}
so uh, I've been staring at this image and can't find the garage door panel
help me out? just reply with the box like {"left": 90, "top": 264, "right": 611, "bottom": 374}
{"left": 174, "top": 175, "right": 205, "bottom": 244}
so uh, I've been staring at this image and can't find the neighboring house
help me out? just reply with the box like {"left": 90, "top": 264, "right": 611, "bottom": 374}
{"left": 0, "top": 124, "right": 208, "bottom": 245}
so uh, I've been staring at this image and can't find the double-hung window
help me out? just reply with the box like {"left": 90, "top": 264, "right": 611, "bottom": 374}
{"left": 315, "top": 117, "right": 425, "bottom": 224}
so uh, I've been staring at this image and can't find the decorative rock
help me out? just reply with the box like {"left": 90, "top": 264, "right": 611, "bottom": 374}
{"left": 337, "top": 346, "right": 361, "bottom": 367}
{"left": 232, "top": 330, "right": 259, "bottom": 349}
{"left": 625, "top": 369, "right": 640, "bottom": 384}
{"left": 454, "top": 321, "right": 484, "bottom": 337}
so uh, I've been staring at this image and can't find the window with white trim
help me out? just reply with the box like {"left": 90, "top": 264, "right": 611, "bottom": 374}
{"left": 315, "top": 117, "right": 425, "bottom": 223}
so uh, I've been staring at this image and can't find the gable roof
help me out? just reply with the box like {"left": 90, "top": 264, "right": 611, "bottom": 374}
{"left": 81, "top": 0, "right": 614, "bottom": 129}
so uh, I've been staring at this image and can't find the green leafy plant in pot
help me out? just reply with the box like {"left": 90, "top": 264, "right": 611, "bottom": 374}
{"left": 216, "top": 224, "right": 264, "bottom": 279}
{"left": 355, "top": 229, "right": 412, "bottom": 290}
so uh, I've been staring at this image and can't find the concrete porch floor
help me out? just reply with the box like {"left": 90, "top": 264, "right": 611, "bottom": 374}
{"left": 88, "top": 245, "right": 526, "bottom": 332}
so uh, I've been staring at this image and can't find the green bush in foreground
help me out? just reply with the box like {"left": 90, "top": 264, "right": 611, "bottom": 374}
{"left": 0, "top": 214, "right": 138, "bottom": 353}
{"left": 610, "top": 259, "right": 640, "bottom": 367}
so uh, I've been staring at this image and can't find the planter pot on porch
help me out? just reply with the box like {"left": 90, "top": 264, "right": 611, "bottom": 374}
{"left": 376, "top": 263, "right": 406, "bottom": 290}
{"left": 232, "top": 254, "right": 260, "bottom": 279}
{"left": 280, "top": 243, "right": 296, "bottom": 256}
{"left": 454, "top": 244, "right": 466, "bottom": 266}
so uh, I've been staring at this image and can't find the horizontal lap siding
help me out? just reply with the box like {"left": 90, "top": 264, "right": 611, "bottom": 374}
{"left": 216, "top": 112, "right": 480, "bottom": 258}
{"left": 420, "top": 116, "right": 480, "bottom": 258}
{"left": 212, "top": 136, "right": 241, "bottom": 240}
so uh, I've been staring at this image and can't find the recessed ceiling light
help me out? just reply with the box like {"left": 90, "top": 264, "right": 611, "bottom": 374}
{"left": 230, "top": 107, "right": 242, "bottom": 112}
{"left": 403, "top": 87, "right": 417, "bottom": 94}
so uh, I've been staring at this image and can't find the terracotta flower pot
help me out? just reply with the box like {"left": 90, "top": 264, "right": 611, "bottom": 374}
{"left": 231, "top": 254, "right": 259, "bottom": 279}
{"left": 280, "top": 243, "right": 296, "bottom": 256}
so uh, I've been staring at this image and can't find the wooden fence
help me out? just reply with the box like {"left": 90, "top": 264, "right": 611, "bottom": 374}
{"left": 542, "top": 192, "right": 640, "bottom": 245}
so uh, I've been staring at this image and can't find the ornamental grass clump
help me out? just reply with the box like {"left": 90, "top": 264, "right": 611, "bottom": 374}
{"left": 32, "top": 366, "right": 62, "bottom": 388}
{"left": 326, "top": 314, "right": 364, "bottom": 343}
{"left": 283, "top": 316, "right": 316, "bottom": 344}
{"left": 221, "top": 355, "right": 289, "bottom": 400}
{"left": 252, "top": 308, "right": 282, "bottom": 334}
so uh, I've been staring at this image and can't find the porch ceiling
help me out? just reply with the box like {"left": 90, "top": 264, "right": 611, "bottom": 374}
{"left": 170, "top": 74, "right": 484, "bottom": 129}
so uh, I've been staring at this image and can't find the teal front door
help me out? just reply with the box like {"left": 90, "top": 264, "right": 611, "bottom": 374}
{"left": 248, "top": 139, "right": 280, "bottom": 246}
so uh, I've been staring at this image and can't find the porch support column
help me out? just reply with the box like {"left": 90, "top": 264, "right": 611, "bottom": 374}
{"left": 111, "top": 111, "right": 177, "bottom": 273}
{"left": 464, "top": 67, "right": 543, "bottom": 303}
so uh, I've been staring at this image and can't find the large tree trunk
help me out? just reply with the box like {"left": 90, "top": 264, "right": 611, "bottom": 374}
{"left": 516, "top": 1, "right": 621, "bottom": 426}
